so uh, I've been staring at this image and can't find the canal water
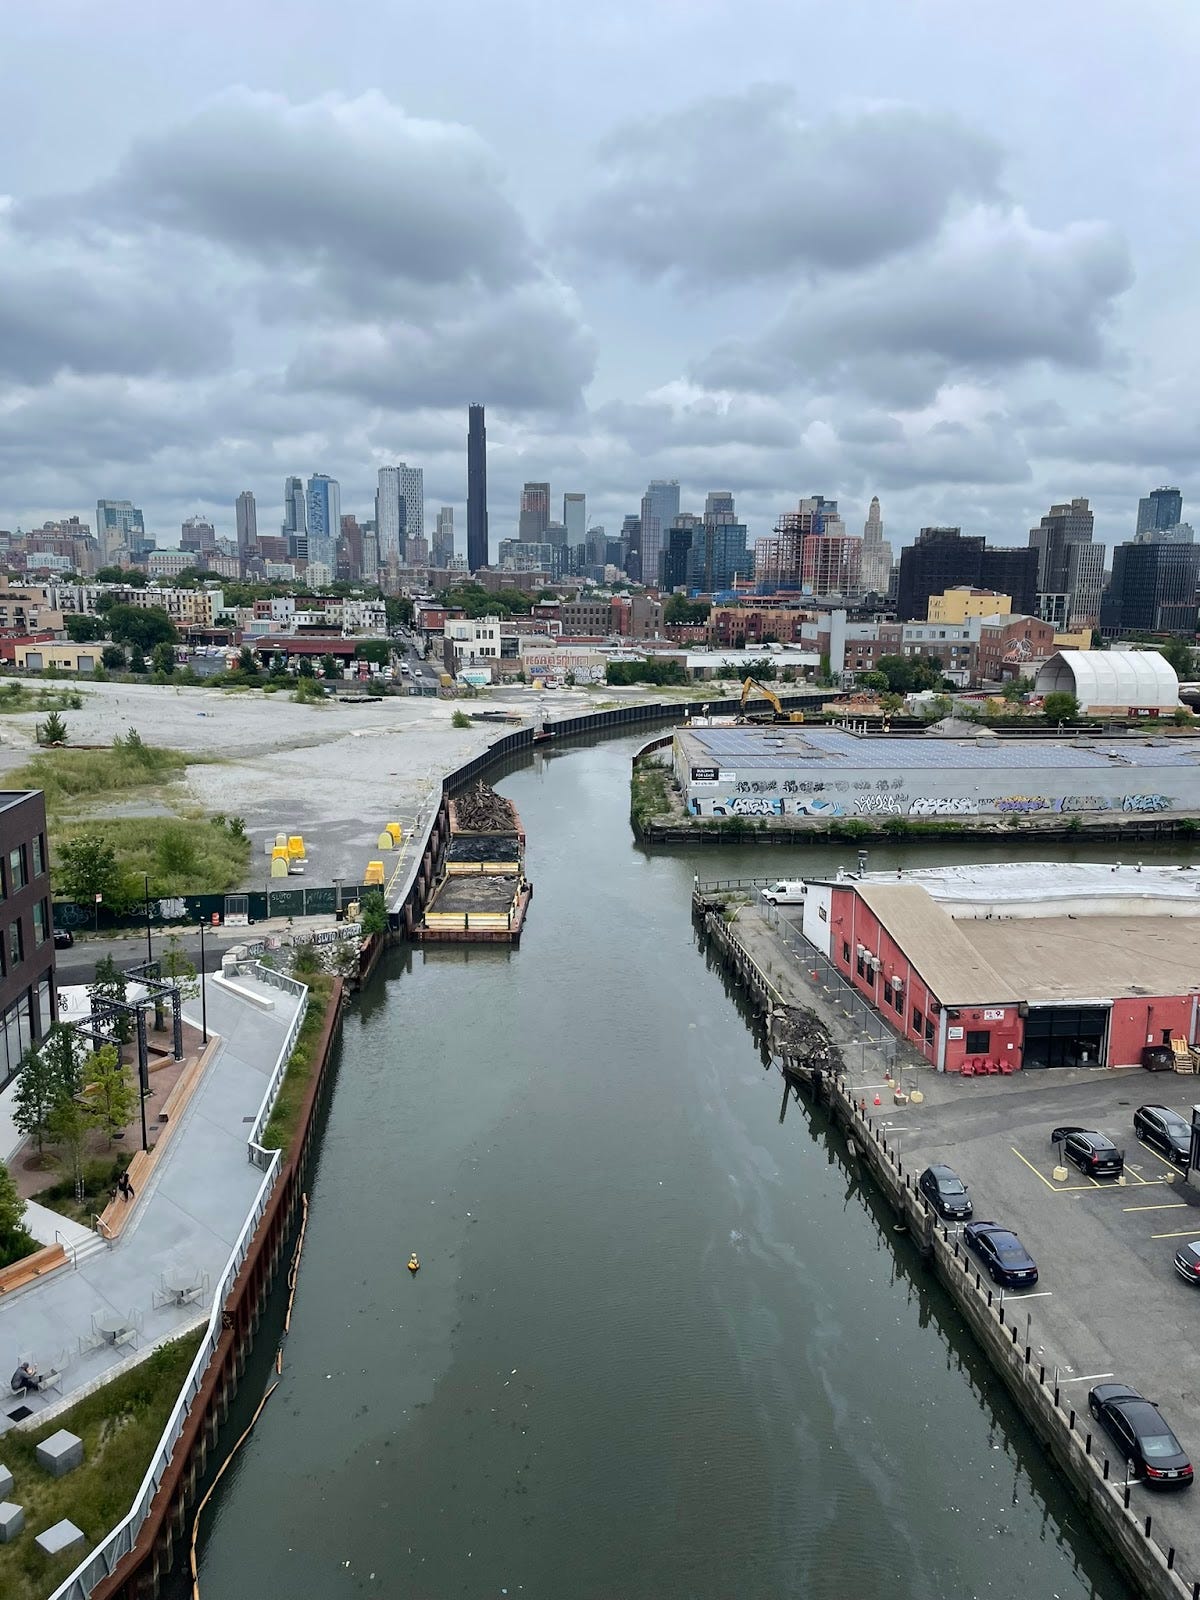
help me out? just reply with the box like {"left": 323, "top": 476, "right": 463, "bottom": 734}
{"left": 189, "top": 737, "right": 1149, "bottom": 1600}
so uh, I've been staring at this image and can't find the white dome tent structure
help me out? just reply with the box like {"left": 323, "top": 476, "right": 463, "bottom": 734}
{"left": 1033, "top": 649, "right": 1180, "bottom": 716}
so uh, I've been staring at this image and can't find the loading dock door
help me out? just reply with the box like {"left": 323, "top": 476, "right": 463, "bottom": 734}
{"left": 1023, "top": 1005, "right": 1109, "bottom": 1069}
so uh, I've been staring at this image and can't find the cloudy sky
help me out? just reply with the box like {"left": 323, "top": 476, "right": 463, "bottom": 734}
{"left": 2, "top": 0, "right": 1197, "bottom": 558}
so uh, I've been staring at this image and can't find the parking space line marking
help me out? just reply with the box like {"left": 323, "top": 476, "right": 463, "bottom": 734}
{"left": 1150, "top": 1228, "right": 1200, "bottom": 1239}
{"left": 1011, "top": 1146, "right": 1061, "bottom": 1190}
{"left": 1062, "top": 1372, "right": 1113, "bottom": 1384}
{"left": 1123, "top": 1202, "right": 1188, "bottom": 1212}
{"left": 1010, "top": 1290, "right": 1053, "bottom": 1298}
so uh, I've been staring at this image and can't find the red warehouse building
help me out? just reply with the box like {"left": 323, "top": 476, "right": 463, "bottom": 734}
{"left": 801, "top": 863, "right": 1200, "bottom": 1073}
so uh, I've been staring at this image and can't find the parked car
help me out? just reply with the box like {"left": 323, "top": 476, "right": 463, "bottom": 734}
{"left": 1051, "top": 1126, "right": 1125, "bottom": 1179}
{"left": 52, "top": 928, "right": 74, "bottom": 949}
{"left": 759, "top": 880, "right": 807, "bottom": 906}
{"left": 963, "top": 1221, "right": 1039, "bottom": 1287}
{"left": 1134, "top": 1104, "right": 1192, "bottom": 1168}
{"left": 1173, "top": 1241, "right": 1200, "bottom": 1285}
{"left": 1142, "top": 1044, "right": 1176, "bottom": 1072}
{"left": 1088, "top": 1384, "right": 1194, "bottom": 1486}
{"left": 918, "top": 1163, "right": 974, "bottom": 1220}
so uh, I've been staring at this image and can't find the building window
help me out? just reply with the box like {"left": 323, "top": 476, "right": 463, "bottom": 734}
{"left": 965, "top": 1028, "right": 991, "bottom": 1054}
{"left": 8, "top": 846, "right": 25, "bottom": 893}
{"left": 890, "top": 983, "right": 904, "bottom": 1013}
{"left": 842, "top": 941, "right": 850, "bottom": 963}
{"left": 35, "top": 976, "right": 51, "bottom": 1035}
{"left": 8, "top": 920, "right": 22, "bottom": 969}
{"left": 32, "top": 900, "right": 46, "bottom": 946}
{"left": 32, "top": 834, "right": 45, "bottom": 878}
{"left": 912, "top": 1006, "right": 923, "bottom": 1034}
{"left": 856, "top": 953, "right": 865, "bottom": 978}
{"left": 925, "top": 1017, "right": 935, "bottom": 1043}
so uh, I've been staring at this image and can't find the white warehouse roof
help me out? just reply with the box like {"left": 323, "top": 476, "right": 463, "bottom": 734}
{"left": 1033, "top": 649, "right": 1179, "bottom": 711}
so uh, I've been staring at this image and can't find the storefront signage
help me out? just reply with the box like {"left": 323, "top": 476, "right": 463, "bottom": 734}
{"left": 983, "top": 1008, "right": 1005, "bottom": 1021}
{"left": 948, "top": 1026, "right": 964, "bottom": 1041}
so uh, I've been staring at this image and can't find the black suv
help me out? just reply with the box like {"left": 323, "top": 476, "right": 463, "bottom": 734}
{"left": 918, "top": 1164, "right": 973, "bottom": 1220}
{"left": 1134, "top": 1105, "right": 1191, "bottom": 1168}
{"left": 1051, "top": 1126, "right": 1124, "bottom": 1179}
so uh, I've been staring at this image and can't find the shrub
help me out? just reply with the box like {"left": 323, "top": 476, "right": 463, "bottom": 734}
{"left": 451, "top": 708, "right": 472, "bottom": 728}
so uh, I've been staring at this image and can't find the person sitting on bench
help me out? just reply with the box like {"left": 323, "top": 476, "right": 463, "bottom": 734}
{"left": 11, "top": 1360, "right": 40, "bottom": 1394}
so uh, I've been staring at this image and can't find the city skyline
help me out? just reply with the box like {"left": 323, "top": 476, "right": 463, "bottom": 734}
{"left": 0, "top": 7, "right": 1194, "bottom": 562}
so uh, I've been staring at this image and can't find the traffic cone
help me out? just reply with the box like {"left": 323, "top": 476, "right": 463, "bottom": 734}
{"left": 873, "top": 1093, "right": 881, "bottom": 1106}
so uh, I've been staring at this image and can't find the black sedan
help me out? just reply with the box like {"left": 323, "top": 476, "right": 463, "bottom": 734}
{"left": 1174, "top": 1241, "right": 1200, "bottom": 1285}
{"left": 52, "top": 928, "right": 74, "bottom": 949}
{"left": 918, "top": 1163, "right": 973, "bottom": 1220}
{"left": 1088, "top": 1384, "right": 1193, "bottom": 1487}
{"left": 1051, "top": 1126, "right": 1124, "bottom": 1179}
{"left": 963, "top": 1221, "right": 1039, "bottom": 1288}
{"left": 1134, "top": 1104, "right": 1191, "bottom": 1168}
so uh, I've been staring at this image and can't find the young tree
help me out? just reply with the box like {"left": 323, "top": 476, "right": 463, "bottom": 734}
{"left": 151, "top": 641, "right": 176, "bottom": 675}
{"left": 58, "top": 831, "right": 123, "bottom": 907}
{"left": 90, "top": 954, "right": 132, "bottom": 1060}
{"left": 101, "top": 644, "right": 127, "bottom": 670}
{"left": 0, "top": 1160, "right": 35, "bottom": 1267}
{"left": 321, "top": 653, "right": 340, "bottom": 680}
{"left": 161, "top": 932, "right": 199, "bottom": 999}
{"left": 297, "top": 655, "right": 314, "bottom": 678}
{"left": 38, "top": 710, "right": 68, "bottom": 745}
{"left": 83, "top": 1044, "right": 135, "bottom": 1144}
{"left": 11, "top": 1027, "right": 79, "bottom": 1154}
{"left": 65, "top": 614, "right": 106, "bottom": 643}
{"left": 236, "top": 646, "right": 259, "bottom": 676}
{"left": 128, "top": 648, "right": 148, "bottom": 674}
{"left": 48, "top": 1096, "right": 89, "bottom": 1202}
{"left": 1042, "top": 691, "right": 1079, "bottom": 724}
{"left": 359, "top": 889, "right": 388, "bottom": 937}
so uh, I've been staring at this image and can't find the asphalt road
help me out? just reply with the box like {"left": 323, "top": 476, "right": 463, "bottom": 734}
{"left": 55, "top": 931, "right": 232, "bottom": 987}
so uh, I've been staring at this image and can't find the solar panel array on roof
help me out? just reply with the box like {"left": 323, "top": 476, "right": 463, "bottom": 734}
{"left": 687, "top": 727, "right": 1200, "bottom": 772}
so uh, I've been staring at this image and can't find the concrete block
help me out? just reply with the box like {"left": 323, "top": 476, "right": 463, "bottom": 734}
{"left": 36, "top": 1518, "right": 84, "bottom": 1556}
{"left": 0, "top": 1464, "right": 11, "bottom": 1498}
{"left": 0, "top": 1501, "right": 24, "bottom": 1542}
{"left": 35, "top": 1429, "right": 82, "bottom": 1478}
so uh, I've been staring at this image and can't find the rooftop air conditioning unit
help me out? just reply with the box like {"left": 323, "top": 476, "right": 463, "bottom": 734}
{"left": 890, "top": 974, "right": 903, "bottom": 989}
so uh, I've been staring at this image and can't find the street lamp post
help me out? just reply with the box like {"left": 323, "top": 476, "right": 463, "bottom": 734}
{"left": 143, "top": 874, "right": 153, "bottom": 966}
{"left": 199, "top": 919, "right": 208, "bottom": 1044}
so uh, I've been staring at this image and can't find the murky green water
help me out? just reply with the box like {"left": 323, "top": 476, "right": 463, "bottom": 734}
{"left": 189, "top": 737, "right": 1144, "bottom": 1599}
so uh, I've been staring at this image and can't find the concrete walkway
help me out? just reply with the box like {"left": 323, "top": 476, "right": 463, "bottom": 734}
{"left": 0, "top": 973, "right": 303, "bottom": 1435}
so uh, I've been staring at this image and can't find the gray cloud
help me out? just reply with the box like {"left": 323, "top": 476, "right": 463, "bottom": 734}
{"left": 71, "top": 89, "right": 532, "bottom": 307}
{"left": 697, "top": 207, "right": 1132, "bottom": 401}
{"left": 564, "top": 90, "right": 1003, "bottom": 285}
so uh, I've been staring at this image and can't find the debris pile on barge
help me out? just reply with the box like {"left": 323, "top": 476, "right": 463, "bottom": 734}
{"left": 418, "top": 781, "right": 533, "bottom": 944}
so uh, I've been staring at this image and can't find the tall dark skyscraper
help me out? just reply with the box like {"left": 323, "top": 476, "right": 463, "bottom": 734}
{"left": 467, "top": 404, "right": 488, "bottom": 573}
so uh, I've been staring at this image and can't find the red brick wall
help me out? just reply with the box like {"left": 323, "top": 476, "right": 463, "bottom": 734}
{"left": 1107, "top": 995, "right": 1195, "bottom": 1068}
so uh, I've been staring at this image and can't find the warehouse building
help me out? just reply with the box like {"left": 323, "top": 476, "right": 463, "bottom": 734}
{"left": 673, "top": 724, "right": 1200, "bottom": 821}
{"left": 800, "top": 862, "right": 1200, "bottom": 1073}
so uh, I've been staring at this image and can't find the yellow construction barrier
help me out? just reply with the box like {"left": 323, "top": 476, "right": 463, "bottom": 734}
{"left": 376, "top": 831, "right": 395, "bottom": 850}
{"left": 287, "top": 835, "right": 306, "bottom": 861}
{"left": 386, "top": 822, "right": 403, "bottom": 845}
{"left": 363, "top": 861, "right": 385, "bottom": 886}
{"left": 270, "top": 857, "right": 290, "bottom": 878}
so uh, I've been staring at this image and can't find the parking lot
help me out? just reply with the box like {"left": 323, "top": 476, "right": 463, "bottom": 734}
{"left": 896, "top": 1062, "right": 1200, "bottom": 1565}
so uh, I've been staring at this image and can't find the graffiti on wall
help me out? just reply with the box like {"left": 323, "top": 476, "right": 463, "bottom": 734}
{"left": 993, "top": 795, "right": 1056, "bottom": 814}
{"left": 855, "top": 793, "right": 904, "bottom": 816}
{"left": 1122, "top": 793, "right": 1170, "bottom": 812}
{"left": 908, "top": 796, "right": 978, "bottom": 817}
{"left": 688, "top": 796, "right": 846, "bottom": 819}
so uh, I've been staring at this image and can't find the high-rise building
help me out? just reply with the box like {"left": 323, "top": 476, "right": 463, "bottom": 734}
{"left": 434, "top": 506, "right": 455, "bottom": 566}
{"left": 897, "top": 527, "right": 1039, "bottom": 622}
{"left": 704, "top": 490, "right": 736, "bottom": 524}
{"left": 639, "top": 479, "right": 681, "bottom": 589}
{"left": 376, "top": 467, "right": 406, "bottom": 562}
{"left": 545, "top": 520, "right": 568, "bottom": 550}
{"left": 755, "top": 496, "right": 845, "bottom": 589}
{"left": 339, "top": 514, "right": 363, "bottom": 581}
{"left": 860, "top": 495, "right": 893, "bottom": 596}
{"left": 282, "top": 477, "right": 306, "bottom": 539}
{"left": 689, "top": 520, "right": 753, "bottom": 593}
{"left": 1136, "top": 486, "right": 1184, "bottom": 541}
{"left": 1064, "top": 540, "right": 1105, "bottom": 627}
{"left": 1102, "top": 540, "right": 1200, "bottom": 637}
{"left": 563, "top": 493, "right": 587, "bottom": 549}
{"left": 180, "top": 516, "right": 216, "bottom": 554}
{"left": 1028, "top": 497, "right": 1097, "bottom": 624}
{"left": 663, "top": 522, "right": 695, "bottom": 591}
{"left": 467, "top": 404, "right": 488, "bottom": 572}
{"left": 800, "top": 531, "right": 862, "bottom": 596}
{"left": 96, "top": 499, "right": 145, "bottom": 562}
{"left": 620, "top": 514, "right": 641, "bottom": 581}
{"left": 235, "top": 491, "right": 257, "bottom": 557}
{"left": 518, "top": 483, "right": 551, "bottom": 543}
{"left": 399, "top": 465, "right": 424, "bottom": 547}
{"left": 305, "top": 474, "right": 341, "bottom": 568}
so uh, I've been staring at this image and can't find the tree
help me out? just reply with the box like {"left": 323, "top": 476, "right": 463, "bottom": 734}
{"left": 90, "top": 955, "right": 132, "bottom": 1059}
{"left": 858, "top": 671, "right": 888, "bottom": 693}
{"left": 128, "top": 648, "right": 147, "bottom": 674}
{"left": 1042, "top": 691, "right": 1079, "bottom": 723}
{"left": 37, "top": 710, "right": 67, "bottom": 745}
{"left": 101, "top": 643, "right": 126, "bottom": 670}
{"left": 384, "top": 596, "right": 413, "bottom": 628}
{"left": 1090, "top": 628, "right": 1105, "bottom": 650}
{"left": 48, "top": 1096, "right": 89, "bottom": 1202}
{"left": 106, "top": 604, "right": 178, "bottom": 651}
{"left": 96, "top": 565, "right": 147, "bottom": 586}
{"left": 664, "top": 594, "right": 710, "bottom": 625}
{"left": 151, "top": 641, "right": 176, "bottom": 675}
{"left": 58, "top": 831, "right": 122, "bottom": 906}
{"left": 236, "top": 646, "right": 259, "bottom": 676}
{"left": 161, "top": 933, "right": 199, "bottom": 998}
{"left": 321, "top": 654, "right": 340, "bottom": 679}
{"left": 1158, "top": 636, "right": 1195, "bottom": 680}
{"left": 355, "top": 640, "right": 391, "bottom": 666}
{"left": 83, "top": 1044, "right": 134, "bottom": 1145}
{"left": 0, "top": 1160, "right": 35, "bottom": 1268}
{"left": 65, "top": 614, "right": 106, "bottom": 643}
{"left": 359, "top": 889, "right": 388, "bottom": 937}
{"left": 11, "top": 1026, "right": 80, "bottom": 1154}
{"left": 297, "top": 655, "right": 314, "bottom": 677}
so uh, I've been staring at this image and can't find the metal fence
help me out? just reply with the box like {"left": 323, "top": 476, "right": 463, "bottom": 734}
{"left": 52, "top": 884, "right": 370, "bottom": 933}
{"left": 47, "top": 964, "right": 308, "bottom": 1600}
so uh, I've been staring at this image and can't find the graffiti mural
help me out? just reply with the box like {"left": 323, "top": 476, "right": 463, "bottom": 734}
{"left": 994, "top": 795, "right": 1056, "bottom": 814}
{"left": 908, "top": 796, "right": 978, "bottom": 817}
{"left": 1123, "top": 793, "right": 1171, "bottom": 812}
{"left": 1060, "top": 795, "right": 1112, "bottom": 812}
{"left": 788, "top": 797, "right": 845, "bottom": 818}
{"left": 855, "top": 794, "right": 904, "bottom": 816}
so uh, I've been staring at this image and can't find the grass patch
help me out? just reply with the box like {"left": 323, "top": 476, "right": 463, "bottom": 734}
{"left": 13, "top": 741, "right": 189, "bottom": 817}
{"left": 630, "top": 759, "right": 673, "bottom": 832}
{"left": 54, "top": 816, "right": 252, "bottom": 898}
{"left": 259, "top": 974, "right": 337, "bottom": 1153}
{"left": 0, "top": 1332, "right": 204, "bottom": 1600}
{"left": 0, "top": 683, "right": 83, "bottom": 716}
{"left": 32, "top": 1152, "right": 135, "bottom": 1226}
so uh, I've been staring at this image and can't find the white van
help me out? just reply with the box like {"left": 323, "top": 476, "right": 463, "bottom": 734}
{"left": 760, "top": 880, "right": 807, "bottom": 906}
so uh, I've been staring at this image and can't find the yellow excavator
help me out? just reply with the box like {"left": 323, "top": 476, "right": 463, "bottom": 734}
{"left": 736, "top": 677, "right": 805, "bottom": 724}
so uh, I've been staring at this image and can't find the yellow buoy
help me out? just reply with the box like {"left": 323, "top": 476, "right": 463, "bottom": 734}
{"left": 407, "top": 1253, "right": 420, "bottom": 1274}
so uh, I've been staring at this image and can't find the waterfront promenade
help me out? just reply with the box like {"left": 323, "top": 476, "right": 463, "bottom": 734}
{"left": 0, "top": 974, "right": 303, "bottom": 1436}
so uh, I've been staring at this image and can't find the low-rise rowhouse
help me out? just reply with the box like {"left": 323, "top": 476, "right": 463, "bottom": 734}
{"left": 674, "top": 723, "right": 1200, "bottom": 820}
{"left": 801, "top": 862, "right": 1200, "bottom": 1073}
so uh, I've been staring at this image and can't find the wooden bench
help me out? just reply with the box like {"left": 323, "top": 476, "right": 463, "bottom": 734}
{"left": 0, "top": 1243, "right": 66, "bottom": 1295}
